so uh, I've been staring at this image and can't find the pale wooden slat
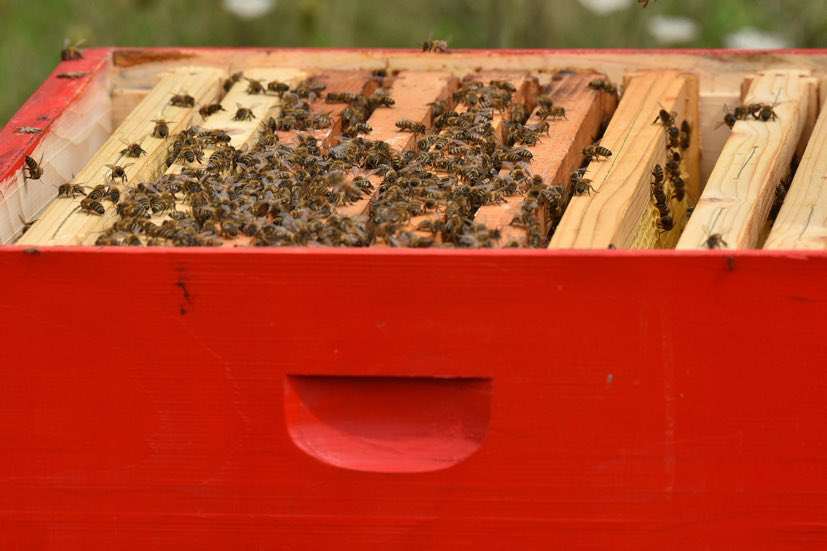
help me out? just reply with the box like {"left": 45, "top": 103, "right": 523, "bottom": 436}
{"left": 549, "top": 71, "right": 700, "bottom": 249}
{"left": 19, "top": 66, "right": 226, "bottom": 246}
{"left": 336, "top": 71, "right": 460, "bottom": 219}
{"left": 764, "top": 91, "right": 827, "bottom": 249}
{"left": 474, "top": 72, "right": 616, "bottom": 247}
{"left": 677, "top": 70, "right": 817, "bottom": 250}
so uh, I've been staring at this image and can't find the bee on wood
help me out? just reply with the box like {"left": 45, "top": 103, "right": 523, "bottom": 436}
{"left": 233, "top": 105, "right": 255, "bottom": 121}
{"left": 170, "top": 93, "right": 195, "bottom": 108}
{"left": 106, "top": 163, "right": 132, "bottom": 184}
{"left": 343, "top": 122, "right": 372, "bottom": 137}
{"left": 178, "top": 145, "right": 205, "bottom": 164}
{"left": 245, "top": 78, "right": 266, "bottom": 95}
{"left": 23, "top": 155, "right": 44, "bottom": 181}
{"left": 704, "top": 233, "right": 728, "bottom": 249}
{"left": 367, "top": 92, "right": 395, "bottom": 109}
{"left": 151, "top": 119, "right": 172, "bottom": 139}
{"left": 326, "top": 92, "right": 360, "bottom": 104}
{"left": 396, "top": 120, "right": 426, "bottom": 134}
{"left": 680, "top": 120, "right": 691, "bottom": 149}
{"left": 87, "top": 184, "right": 108, "bottom": 201}
{"left": 588, "top": 79, "right": 618, "bottom": 96}
{"left": 56, "top": 71, "right": 87, "bottom": 79}
{"left": 489, "top": 80, "right": 516, "bottom": 93}
{"left": 571, "top": 169, "right": 597, "bottom": 196}
{"left": 537, "top": 95, "right": 554, "bottom": 110}
{"left": 267, "top": 80, "right": 290, "bottom": 95}
{"left": 536, "top": 106, "right": 566, "bottom": 121}
{"left": 504, "top": 148, "right": 533, "bottom": 163}
{"left": 666, "top": 125, "right": 680, "bottom": 148}
{"left": 583, "top": 144, "right": 612, "bottom": 162}
{"left": 120, "top": 141, "right": 146, "bottom": 158}
{"left": 199, "top": 103, "right": 225, "bottom": 119}
{"left": 16, "top": 127, "right": 42, "bottom": 134}
{"left": 60, "top": 38, "right": 85, "bottom": 61}
{"left": 422, "top": 39, "right": 449, "bottom": 53}
{"left": 651, "top": 163, "right": 664, "bottom": 185}
{"left": 671, "top": 176, "right": 686, "bottom": 202}
{"left": 653, "top": 108, "right": 677, "bottom": 127}
{"left": 756, "top": 103, "right": 779, "bottom": 122}
{"left": 657, "top": 212, "right": 674, "bottom": 232}
{"left": 107, "top": 186, "right": 121, "bottom": 204}
{"left": 721, "top": 112, "right": 738, "bottom": 129}
{"left": 223, "top": 71, "right": 243, "bottom": 93}
{"left": 80, "top": 197, "right": 105, "bottom": 215}
{"left": 57, "top": 183, "right": 86, "bottom": 198}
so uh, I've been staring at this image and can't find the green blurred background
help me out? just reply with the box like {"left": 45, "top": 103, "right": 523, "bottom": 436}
{"left": 1, "top": 0, "right": 825, "bottom": 126}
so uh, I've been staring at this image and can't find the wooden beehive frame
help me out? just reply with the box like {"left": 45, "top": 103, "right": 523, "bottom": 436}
{"left": 1, "top": 48, "right": 826, "bottom": 250}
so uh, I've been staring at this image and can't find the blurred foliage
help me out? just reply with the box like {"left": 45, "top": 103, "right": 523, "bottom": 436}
{"left": 0, "top": 0, "right": 825, "bottom": 125}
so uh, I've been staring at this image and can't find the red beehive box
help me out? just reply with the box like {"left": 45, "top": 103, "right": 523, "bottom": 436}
{"left": 1, "top": 48, "right": 827, "bottom": 549}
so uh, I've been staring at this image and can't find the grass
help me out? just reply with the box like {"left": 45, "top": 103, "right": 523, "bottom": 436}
{"left": 0, "top": 0, "right": 825, "bottom": 126}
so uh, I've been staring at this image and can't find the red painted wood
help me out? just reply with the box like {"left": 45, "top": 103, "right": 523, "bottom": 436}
{"left": 0, "top": 48, "right": 111, "bottom": 185}
{"left": 1, "top": 247, "right": 827, "bottom": 548}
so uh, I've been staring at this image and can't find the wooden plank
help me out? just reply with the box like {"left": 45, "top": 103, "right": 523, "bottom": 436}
{"left": 111, "top": 88, "right": 147, "bottom": 128}
{"left": 474, "top": 73, "right": 617, "bottom": 246}
{"left": 550, "top": 71, "right": 700, "bottom": 249}
{"left": 0, "top": 49, "right": 111, "bottom": 244}
{"left": 336, "top": 71, "right": 459, "bottom": 219}
{"left": 275, "top": 71, "right": 377, "bottom": 148}
{"left": 18, "top": 66, "right": 225, "bottom": 246}
{"left": 764, "top": 93, "right": 827, "bottom": 249}
{"left": 678, "top": 70, "right": 817, "bottom": 250}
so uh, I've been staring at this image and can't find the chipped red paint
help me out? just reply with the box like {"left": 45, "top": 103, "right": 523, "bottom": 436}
{"left": 0, "top": 48, "right": 111, "bottom": 186}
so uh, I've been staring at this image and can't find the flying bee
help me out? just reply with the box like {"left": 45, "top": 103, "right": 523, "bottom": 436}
{"left": 169, "top": 93, "right": 195, "bottom": 108}
{"left": 199, "top": 103, "right": 225, "bottom": 118}
{"left": 57, "top": 183, "right": 86, "bottom": 198}
{"left": 60, "top": 38, "right": 85, "bottom": 61}
{"left": 106, "top": 163, "right": 132, "bottom": 184}
{"left": 80, "top": 197, "right": 105, "bottom": 215}
{"left": 120, "top": 141, "right": 146, "bottom": 158}
{"left": 23, "top": 155, "right": 44, "bottom": 181}
{"left": 583, "top": 144, "right": 612, "bottom": 162}
{"left": 653, "top": 108, "right": 677, "bottom": 127}
{"left": 233, "top": 104, "right": 255, "bottom": 121}
{"left": 422, "top": 39, "right": 449, "bottom": 53}
{"left": 704, "top": 233, "right": 728, "bottom": 249}
{"left": 396, "top": 119, "right": 426, "bottom": 134}
{"left": 571, "top": 169, "right": 597, "bottom": 196}
{"left": 151, "top": 119, "right": 172, "bottom": 139}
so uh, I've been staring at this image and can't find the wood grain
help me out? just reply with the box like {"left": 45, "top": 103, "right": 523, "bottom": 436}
{"left": 550, "top": 71, "right": 699, "bottom": 249}
{"left": 678, "top": 70, "right": 817, "bottom": 250}
{"left": 19, "top": 66, "right": 225, "bottom": 246}
{"left": 764, "top": 91, "right": 827, "bottom": 249}
{"left": 474, "top": 72, "right": 616, "bottom": 246}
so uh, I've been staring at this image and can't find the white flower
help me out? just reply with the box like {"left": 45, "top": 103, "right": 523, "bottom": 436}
{"left": 724, "top": 27, "right": 790, "bottom": 49}
{"left": 223, "top": 0, "right": 275, "bottom": 19}
{"left": 648, "top": 15, "right": 699, "bottom": 44}
{"left": 578, "top": 0, "right": 634, "bottom": 16}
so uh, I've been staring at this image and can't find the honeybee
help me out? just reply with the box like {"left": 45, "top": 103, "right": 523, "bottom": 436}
{"left": 536, "top": 106, "right": 566, "bottom": 121}
{"left": 267, "top": 80, "right": 290, "bottom": 94}
{"left": 169, "top": 93, "right": 195, "bottom": 108}
{"left": 151, "top": 119, "right": 172, "bottom": 139}
{"left": 233, "top": 105, "right": 255, "bottom": 121}
{"left": 571, "top": 169, "right": 597, "bottom": 195}
{"left": 756, "top": 103, "right": 779, "bottom": 122}
{"left": 80, "top": 197, "right": 105, "bottom": 215}
{"left": 60, "top": 38, "right": 85, "bottom": 61}
{"left": 489, "top": 80, "right": 516, "bottom": 93}
{"left": 23, "top": 155, "right": 44, "bottom": 181}
{"left": 422, "top": 39, "right": 449, "bottom": 53}
{"left": 106, "top": 163, "right": 132, "bottom": 184}
{"left": 199, "top": 103, "right": 225, "bottom": 118}
{"left": 223, "top": 71, "right": 243, "bottom": 93}
{"left": 651, "top": 163, "right": 664, "bottom": 184}
{"left": 87, "top": 184, "right": 108, "bottom": 201}
{"left": 588, "top": 79, "right": 618, "bottom": 96}
{"left": 680, "top": 120, "right": 691, "bottom": 149}
{"left": 245, "top": 78, "right": 266, "bottom": 95}
{"left": 326, "top": 92, "right": 360, "bottom": 104}
{"left": 57, "top": 183, "right": 86, "bottom": 198}
{"left": 704, "top": 233, "right": 728, "bottom": 249}
{"left": 396, "top": 120, "right": 426, "bottom": 134}
{"left": 583, "top": 144, "right": 612, "bottom": 162}
{"left": 536, "top": 95, "right": 554, "bottom": 109}
{"left": 653, "top": 108, "right": 676, "bottom": 127}
{"left": 120, "top": 141, "right": 146, "bottom": 158}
